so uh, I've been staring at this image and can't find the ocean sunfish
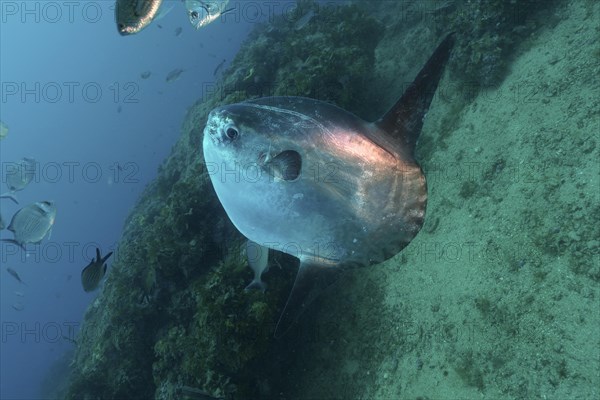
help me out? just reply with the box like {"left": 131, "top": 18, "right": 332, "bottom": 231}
{"left": 202, "top": 34, "right": 455, "bottom": 337}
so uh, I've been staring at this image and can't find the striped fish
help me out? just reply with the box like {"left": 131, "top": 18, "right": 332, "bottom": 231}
{"left": 81, "top": 248, "right": 113, "bottom": 292}
{"left": 2, "top": 201, "right": 56, "bottom": 250}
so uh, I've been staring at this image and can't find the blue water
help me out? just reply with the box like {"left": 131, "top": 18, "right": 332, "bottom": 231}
{"left": 0, "top": 1, "right": 287, "bottom": 398}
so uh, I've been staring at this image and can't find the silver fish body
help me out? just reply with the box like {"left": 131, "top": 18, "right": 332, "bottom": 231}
{"left": 5, "top": 201, "right": 56, "bottom": 248}
{"left": 5, "top": 157, "right": 36, "bottom": 191}
{"left": 185, "top": 0, "right": 231, "bottom": 30}
{"left": 166, "top": 68, "right": 184, "bottom": 83}
{"left": 1, "top": 157, "right": 36, "bottom": 204}
{"left": 0, "top": 120, "right": 8, "bottom": 140}
{"left": 116, "top": 0, "right": 163, "bottom": 36}
{"left": 204, "top": 98, "right": 426, "bottom": 267}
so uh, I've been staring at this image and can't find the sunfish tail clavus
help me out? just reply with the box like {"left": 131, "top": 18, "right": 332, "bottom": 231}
{"left": 203, "top": 34, "right": 455, "bottom": 338}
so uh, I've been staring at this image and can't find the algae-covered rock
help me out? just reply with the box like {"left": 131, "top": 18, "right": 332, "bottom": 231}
{"left": 445, "top": 0, "right": 562, "bottom": 86}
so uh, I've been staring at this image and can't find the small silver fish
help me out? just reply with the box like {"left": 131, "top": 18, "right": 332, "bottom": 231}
{"left": 1, "top": 157, "right": 36, "bottom": 204}
{"left": 140, "top": 70, "right": 152, "bottom": 79}
{"left": 184, "top": 0, "right": 234, "bottom": 30}
{"left": 3, "top": 201, "right": 56, "bottom": 249}
{"left": 14, "top": 290, "right": 25, "bottom": 297}
{"left": 245, "top": 241, "right": 269, "bottom": 291}
{"left": 0, "top": 120, "right": 8, "bottom": 140}
{"left": 116, "top": 0, "right": 163, "bottom": 36}
{"left": 7, "top": 267, "right": 26, "bottom": 285}
{"left": 12, "top": 302, "right": 24, "bottom": 311}
{"left": 81, "top": 248, "right": 113, "bottom": 292}
{"left": 166, "top": 68, "right": 184, "bottom": 83}
{"left": 294, "top": 8, "right": 315, "bottom": 31}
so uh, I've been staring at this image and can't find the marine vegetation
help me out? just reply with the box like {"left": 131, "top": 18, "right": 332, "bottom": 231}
{"left": 217, "top": 0, "right": 385, "bottom": 117}
{"left": 442, "top": 0, "right": 562, "bottom": 86}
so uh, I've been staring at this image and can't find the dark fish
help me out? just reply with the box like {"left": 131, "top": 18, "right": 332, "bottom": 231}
{"left": 166, "top": 68, "right": 184, "bottom": 83}
{"left": 7, "top": 267, "right": 26, "bottom": 285}
{"left": 3, "top": 201, "right": 56, "bottom": 250}
{"left": 213, "top": 58, "right": 226, "bottom": 77}
{"left": 202, "top": 34, "right": 455, "bottom": 337}
{"left": 81, "top": 248, "right": 113, "bottom": 292}
{"left": 117, "top": 105, "right": 123, "bottom": 113}
{"left": 12, "top": 303, "right": 24, "bottom": 311}
{"left": 175, "top": 26, "right": 183, "bottom": 36}
{"left": 116, "top": 0, "right": 163, "bottom": 36}
{"left": 1, "top": 157, "right": 36, "bottom": 204}
{"left": 140, "top": 70, "right": 152, "bottom": 79}
{"left": 0, "top": 212, "right": 4, "bottom": 230}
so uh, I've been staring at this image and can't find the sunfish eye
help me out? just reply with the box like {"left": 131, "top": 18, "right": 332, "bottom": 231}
{"left": 224, "top": 125, "right": 239, "bottom": 141}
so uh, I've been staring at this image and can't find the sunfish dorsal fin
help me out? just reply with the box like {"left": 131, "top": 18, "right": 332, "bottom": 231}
{"left": 274, "top": 258, "right": 342, "bottom": 339}
{"left": 375, "top": 33, "right": 455, "bottom": 156}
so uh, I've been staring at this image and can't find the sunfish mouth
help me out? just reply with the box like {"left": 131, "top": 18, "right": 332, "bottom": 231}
{"left": 258, "top": 150, "right": 302, "bottom": 181}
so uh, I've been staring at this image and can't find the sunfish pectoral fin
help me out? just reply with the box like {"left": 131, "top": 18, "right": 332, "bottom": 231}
{"left": 0, "top": 192, "right": 18, "bottom": 204}
{"left": 375, "top": 33, "right": 455, "bottom": 156}
{"left": 274, "top": 259, "right": 342, "bottom": 339}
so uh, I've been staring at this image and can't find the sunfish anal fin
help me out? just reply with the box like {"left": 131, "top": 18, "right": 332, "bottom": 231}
{"left": 274, "top": 259, "right": 342, "bottom": 339}
{"left": 375, "top": 33, "right": 455, "bottom": 156}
